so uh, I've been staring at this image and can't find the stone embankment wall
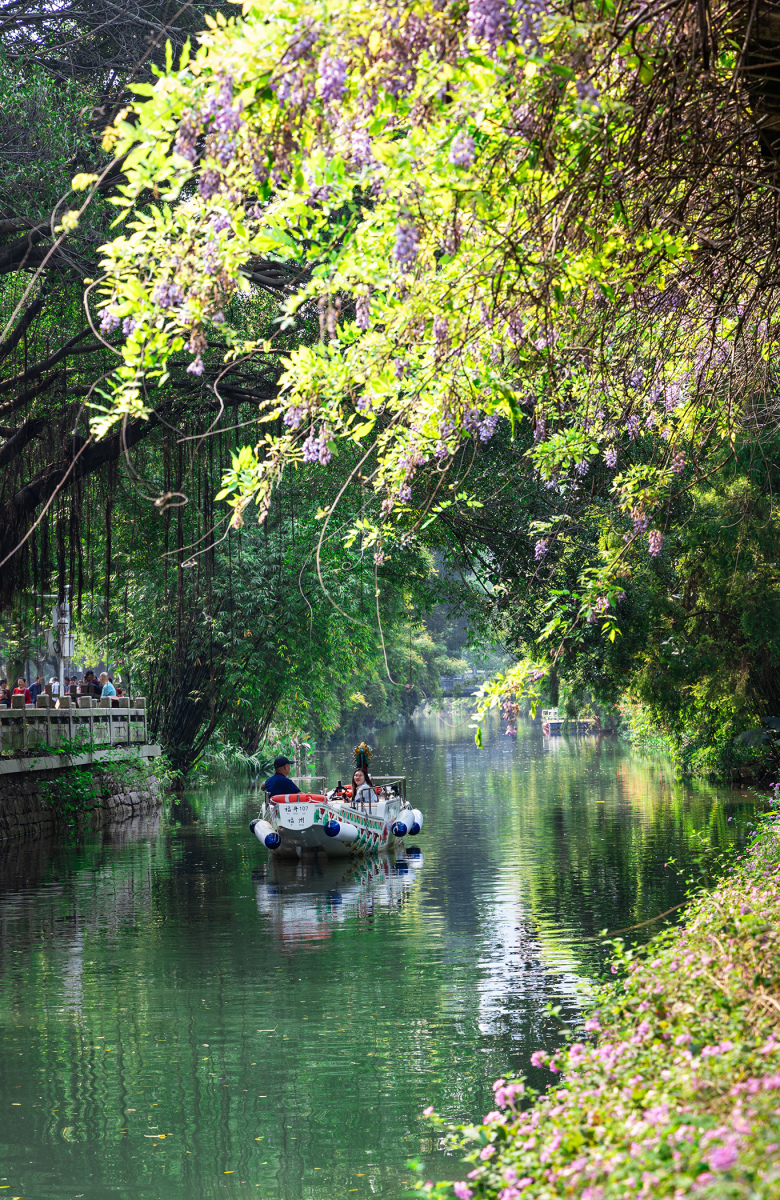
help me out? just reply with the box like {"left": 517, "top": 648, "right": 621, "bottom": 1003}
{"left": 0, "top": 765, "right": 162, "bottom": 841}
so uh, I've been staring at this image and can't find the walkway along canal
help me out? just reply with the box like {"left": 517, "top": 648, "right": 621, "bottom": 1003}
{"left": 0, "top": 713, "right": 757, "bottom": 1200}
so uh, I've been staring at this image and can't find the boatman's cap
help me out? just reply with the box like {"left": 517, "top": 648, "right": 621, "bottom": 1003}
{"left": 274, "top": 755, "right": 292, "bottom": 768}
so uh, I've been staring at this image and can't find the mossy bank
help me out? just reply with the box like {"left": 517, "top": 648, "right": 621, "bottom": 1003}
{"left": 0, "top": 752, "right": 167, "bottom": 841}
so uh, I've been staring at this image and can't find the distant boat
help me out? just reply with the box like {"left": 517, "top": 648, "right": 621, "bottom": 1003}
{"left": 250, "top": 776, "right": 424, "bottom": 859}
{"left": 542, "top": 708, "right": 599, "bottom": 737}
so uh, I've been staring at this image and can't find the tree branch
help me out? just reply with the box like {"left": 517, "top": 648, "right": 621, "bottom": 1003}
{"left": 0, "top": 417, "right": 46, "bottom": 468}
{"left": 0, "top": 291, "right": 46, "bottom": 363}
{"left": 0, "top": 328, "right": 95, "bottom": 394}
{"left": 0, "top": 370, "right": 61, "bottom": 418}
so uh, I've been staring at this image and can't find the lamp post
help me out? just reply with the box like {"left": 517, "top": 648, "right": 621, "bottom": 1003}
{"left": 44, "top": 586, "right": 73, "bottom": 695}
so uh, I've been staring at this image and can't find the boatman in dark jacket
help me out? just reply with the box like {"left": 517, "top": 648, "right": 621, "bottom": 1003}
{"left": 262, "top": 756, "right": 302, "bottom": 798}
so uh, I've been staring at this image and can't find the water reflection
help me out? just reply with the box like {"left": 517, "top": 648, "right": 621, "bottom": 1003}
{"left": 0, "top": 715, "right": 757, "bottom": 1200}
{"left": 253, "top": 850, "right": 424, "bottom": 946}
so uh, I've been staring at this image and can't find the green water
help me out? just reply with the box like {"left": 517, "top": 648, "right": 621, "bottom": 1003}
{"left": 0, "top": 715, "right": 755, "bottom": 1199}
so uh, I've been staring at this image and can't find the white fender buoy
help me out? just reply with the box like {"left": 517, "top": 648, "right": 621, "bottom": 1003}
{"left": 336, "top": 820, "right": 359, "bottom": 847}
{"left": 409, "top": 809, "right": 423, "bottom": 836}
{"left": 250, "top": 818, "right": 281, "bottom": 851}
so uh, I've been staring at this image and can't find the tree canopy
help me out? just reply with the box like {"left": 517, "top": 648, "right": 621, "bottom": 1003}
{"left": 91, "top": 0, "right": 780, "bottom": 630}
{"left": 4, "top": 0, "right": 780, "bottom": 774}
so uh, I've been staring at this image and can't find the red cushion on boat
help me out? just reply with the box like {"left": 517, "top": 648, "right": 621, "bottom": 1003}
{"left": 270, "top": 793, "right": 324, "bottom": 803}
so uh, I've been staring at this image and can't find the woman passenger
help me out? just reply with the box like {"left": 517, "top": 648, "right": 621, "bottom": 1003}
{"left": 352, "top": 767, "right": 374, "bottom": 809}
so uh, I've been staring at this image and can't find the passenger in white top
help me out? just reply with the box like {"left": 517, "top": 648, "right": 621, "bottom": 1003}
{"left": 352, "top": 767, "right": 374, "bottom": 808}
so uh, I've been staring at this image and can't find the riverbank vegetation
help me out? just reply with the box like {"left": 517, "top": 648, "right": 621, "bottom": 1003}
{"left": 424, "top": 807, "right": 780, "bottom": 1200}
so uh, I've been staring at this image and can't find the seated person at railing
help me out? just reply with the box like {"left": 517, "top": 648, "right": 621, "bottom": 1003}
{"left": 82, "top": 671, "right": 101, "bottom": 699}
{"left": 262, "top": 755, "right": 301, "bottom": 799}
{"left": 13, "top": 678, "right": 31, "bottom": 704}
{"left": 99, "top": 671, "right": 116, "bottom": 699}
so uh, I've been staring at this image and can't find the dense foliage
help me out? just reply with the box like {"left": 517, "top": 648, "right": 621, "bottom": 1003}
{"left": 0, "top": 7, "right": 455, "bottom": 773}
{"left": 91, "top": 0, "right": 779, "bottom": 617}
{"left": 423, "top": 809, "right": 780, "bottom": 1200}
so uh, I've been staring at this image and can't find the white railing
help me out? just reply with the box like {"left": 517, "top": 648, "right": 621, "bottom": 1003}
{"left": 0, "top": 697, "right": 148, "bottom": 755}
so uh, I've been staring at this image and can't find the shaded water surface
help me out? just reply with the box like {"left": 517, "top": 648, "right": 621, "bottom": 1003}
{"left": 0, "top": 717, "right": 755, "bottom": 1199}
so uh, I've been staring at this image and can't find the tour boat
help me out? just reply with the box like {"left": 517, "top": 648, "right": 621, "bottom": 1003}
{"left": 250, "top": 776, "right": 423, "bottom": 860}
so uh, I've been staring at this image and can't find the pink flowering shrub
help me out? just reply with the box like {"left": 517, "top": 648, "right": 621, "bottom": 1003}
{"left": 424, "top": 818, "right": 780, "bottom": 1200}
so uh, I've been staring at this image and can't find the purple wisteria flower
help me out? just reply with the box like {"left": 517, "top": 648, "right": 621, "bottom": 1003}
{"left": 187, "top": 355, "right": 204, "bottom": 376}
{"left": 318, "top": 52, "right": 347, "bottom": 102}
{"left": 462, "top": 407, "right": 480, "bottom": 433}
{"left": 648, "top": 529, "right": 663, "bottom": 556}
{"left": 355, "top": 293, "right": 371, "bottom": 331}
{"left": 351, "top": 127, "right": 372, "bottom": 165}
{"left": 633, "top": 510, "right": 649, "bottom": 535}
{"left": 479, "top": 414, "right": 499, "bottom": 442}
{"left": 467, "top": 0, "right": 512, "bottom": 46}
{"left": 604, "top": 446, "right": 618, "bottom": 468}
{"left": 576, "top": 78, "right": 600, "bottom": 107}
{"left": 672, "top": 450, "right": 686, "bottom": 474}
{"left": 664, "top": 380, "right": 683, "bottom": 413}
{"left": 174, "top": 109, "right": 201, "bottom": 162}
{"left": 508, "top": 310, "right": 524, "bottom": 341}
{"left": 99, "top": 307, "right": 120, "bottom": 333}
{"left": 198, "top": 169, "right": 221, "bottom": 200}
{"left": 394, "top": 222, "right": 419, "bottom": 269}
{"left": 122, "top": 316, "right": 137, "bottom": 336}
{"left": 534, "top": 539, "right": 548, "bottom": 562}
{"left": 453, "top": 1185, "right": 472, "bottom": 1200}
{"left": 302, "top": 428, "right": 332, "bottom": 465}
{"left": 203, "top": 238, "right": 220, "bottom": 276}
{"left": 287, "top": 19, "right": 319, "bottom": 60}
{"left": 627, "top": 414, "right": 640, "bottom": 440}
{"left": 283, "top": 405, "right": 306, "bottom": 429}
{"left": 152, "top": 280, "right": 184, "bottom": 309}
{"left": 449, "top": 131, "right": 475, "bottom": 167}
{"left": 433, "top": 314, "right": 449, "bottom": 344}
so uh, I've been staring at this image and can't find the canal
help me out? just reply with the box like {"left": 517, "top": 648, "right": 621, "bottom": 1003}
{"left": 0, "top": 714, "right": 755, "bottom": 1199}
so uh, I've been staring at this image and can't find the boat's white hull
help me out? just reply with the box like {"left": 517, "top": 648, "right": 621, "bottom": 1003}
{"left": 251, "top": 795, "right": 419, "bottom": 859}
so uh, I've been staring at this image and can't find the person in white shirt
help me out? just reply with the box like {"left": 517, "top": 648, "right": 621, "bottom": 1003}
{"left": 352, "top": 767, "right": 374, "bottom": 809}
